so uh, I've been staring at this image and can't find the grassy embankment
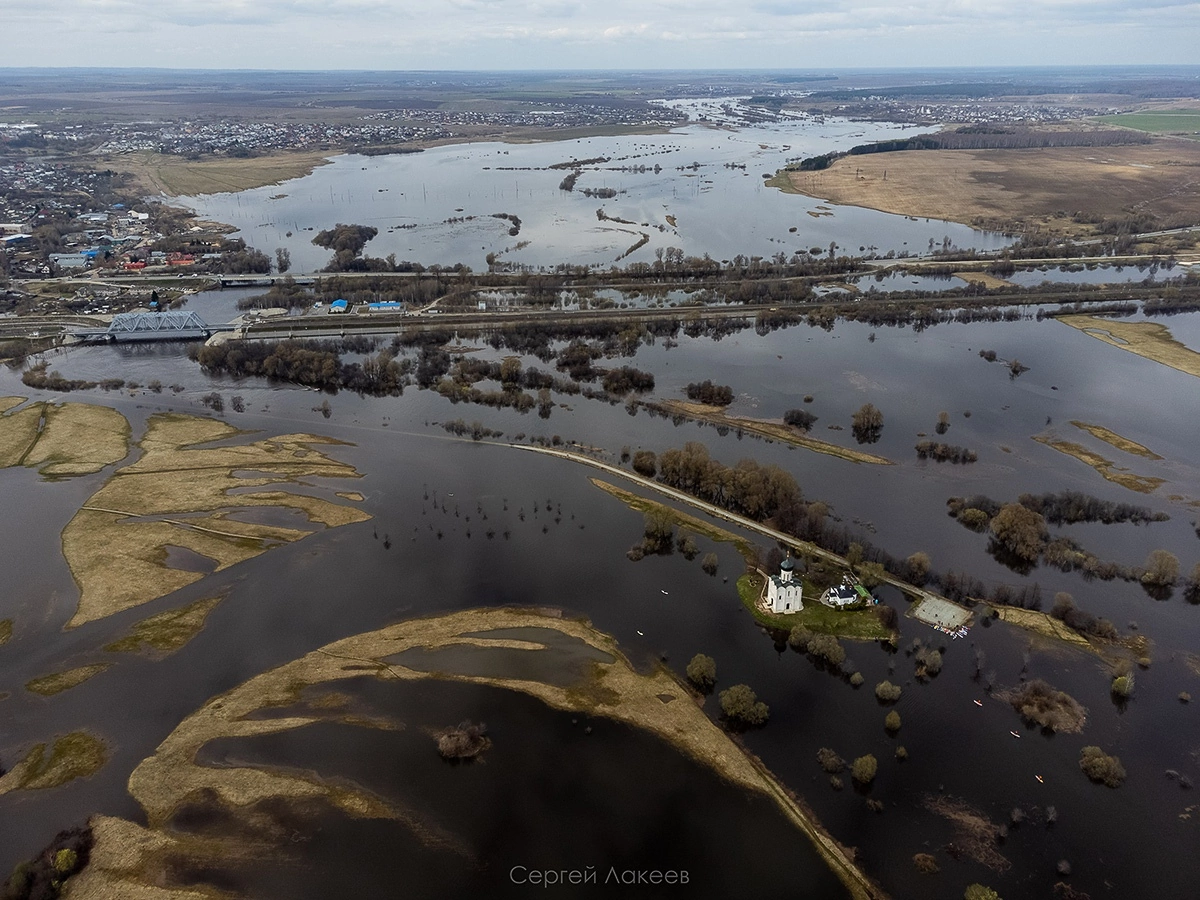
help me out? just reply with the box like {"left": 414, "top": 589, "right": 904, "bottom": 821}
{"left": 105, "top": 596, "right": 224, "bottom": 658}
{"left": 991, "top": 606, "right": 1151, "bottom": 665}
{"left": 1058, "top": 315, "right": 1200, "bottom": 380}
{"left": 73, "top": 607, "right": 886, "bottom": 900}
{"left": 590, "top": 477, "right": 757, "bottom": 564}
{"left": 26, "top": 664, "right": 111, "bottom": 696}
{"left": 769, "top": 140, "right": 1200, "bottom": 239}
{"left": 0, "top": 400, "right": 130, "bottom": 478}
{"left": 738, "top": 572, "right": 892, "bottom": 641}
{"left": 650, "top": 399, "right": 893, "bottom": 465}
{"left": 1032, "top": 418, "right": 1167, "bottom": 494}
{"left": 1031, "top": 435, "right": 1164, "bottom": 494}
{"left": 97, "top": 149, "right": 336, "bottom": 196}
{"left": 62, "top": 411, "right": 370, "bottom": 627}
{"left": 1070, "top": 421, "right": 1163, "bottom": 460}
{"left": 0, "top": 732, "right": 107, "bottom": 794}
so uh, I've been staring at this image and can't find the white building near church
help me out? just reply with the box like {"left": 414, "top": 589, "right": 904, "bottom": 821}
{"left": 767, "top": 554, "right": 804, "bottom": 614}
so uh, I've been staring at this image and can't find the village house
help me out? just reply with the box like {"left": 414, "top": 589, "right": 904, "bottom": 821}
{"left": 820, "top": 576, "right": 875, "bottom": 609}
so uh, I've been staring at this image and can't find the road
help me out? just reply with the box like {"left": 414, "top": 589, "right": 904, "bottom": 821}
{"left": 505, "top": 442, "right": 950, "bottom": 611}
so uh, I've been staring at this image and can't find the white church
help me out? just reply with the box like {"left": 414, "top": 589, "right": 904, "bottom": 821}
{"left": 767, "top": 554, "right": 804, "bottom": 614}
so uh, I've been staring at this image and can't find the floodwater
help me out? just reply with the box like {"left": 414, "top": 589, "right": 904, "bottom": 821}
{"left": 4, "top": 301, "right": 1200, "bottom": 899}
{"left": 176, "top": 115, "right": 1010, "bottom": 273}
{"left": 187, "top": 678, "right": 849, "bottom": 900}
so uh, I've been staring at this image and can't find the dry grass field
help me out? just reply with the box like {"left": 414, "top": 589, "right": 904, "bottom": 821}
{"left": 62, "top": 412, "right": 371, "bottom": 627}
{"left": 97, "top": 150, "right": 335, "bottom": 196}
{"left": 0, "top": 401, "right": 129, "bottom": 477}
{"left": 1058, "top": 315, "right": 1200, "bottom": 379}
{"left": 780, "top": 140, "right": 1200, "bottom": 235}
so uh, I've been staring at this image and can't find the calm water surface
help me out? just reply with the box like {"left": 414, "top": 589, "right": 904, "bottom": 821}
{"left": 2, "top": 305, "right": 1199, "bottom": 900}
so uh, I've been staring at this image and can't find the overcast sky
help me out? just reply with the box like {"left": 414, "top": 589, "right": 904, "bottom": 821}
{"left": 5, "top": 0, "right": 1199, "bottom": 69}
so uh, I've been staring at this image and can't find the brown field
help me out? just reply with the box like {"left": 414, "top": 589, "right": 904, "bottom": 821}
{"left": 1058, "top": 315, "right": 1200, "bottom": 379}
{"left": 105, "top": 597, "right": 223, "bottom": 658}
{"left": 777, "top": 140, "right": 1200, "bottom": 235}
{"left": 0, "top": 401, "right": 130, "bottom": 476}
{"left": 26, "top": 663, "right": 111, "bottom": 696}
{"left": 62, "top": 411, "right": 370, "bottom": 627}
{"left": 97, "top": 150, "right": 336, "bottom": 197}
{"left": 74, "top": 608, "right": 883, "bottom": 900}
{"left": 23, "top": 403, "right": 130, "bottom": 477}
{"left": 1070, "top": 421, "right": 1163, "bottom": 459}
{"left": 1032, "top": 434, "right": 1164, "bottom": 494}
{"left": 0, "top": 732, "right": 107, "bottom": 794}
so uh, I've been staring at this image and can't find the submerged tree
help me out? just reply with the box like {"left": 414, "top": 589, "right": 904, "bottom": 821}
{"left": 1079, "top": 746, "right": 1126, "bottom": 787}
{"left": 989, "top": 503, "right": 1048, "bottom": 564}
{"left": 851, "top": 403, "right": 884, "bottom": 444}
{"left": 686, "top": 653, "right": 717, "bottom": 691}
{"left": 719, "top": 684, "right": 769, "bottom": 727}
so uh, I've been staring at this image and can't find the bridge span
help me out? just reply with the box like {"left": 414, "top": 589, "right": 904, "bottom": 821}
{"left": 70, "top": 311, "right": 234, "bottom": 343}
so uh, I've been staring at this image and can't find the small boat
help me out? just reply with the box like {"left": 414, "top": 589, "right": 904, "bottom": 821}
{"left": 636, "top": 630, "right": 644, "bottom": 636}
{"left": 1035, "top": 775, "right": 1044, "bottom": 784}
{"left": 973, "top": 700, "right": 983, "bottom": 707}
{"left": 660, "top": 589, "right": 669, "bottom": 595}
{"left": 1010, "top": 730, "right": 1021, "bottom": 738}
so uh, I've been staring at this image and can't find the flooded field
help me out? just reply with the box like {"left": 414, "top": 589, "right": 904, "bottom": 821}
{"left": 3, "top": 296, "right": 1199, "bottom": 899}
{"left": 177, "top": 110, "right": 1009, "bottom": 273}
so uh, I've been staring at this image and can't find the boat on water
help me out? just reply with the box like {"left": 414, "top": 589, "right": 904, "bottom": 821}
{"left": 974, "top": 700, "right": 983, "bottom": 707}
{"left": 1010, "top": 730, "right": 1021, "bottom": 738}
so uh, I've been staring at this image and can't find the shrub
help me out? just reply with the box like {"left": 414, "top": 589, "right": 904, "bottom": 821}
{"left": 913, "top": 852, "right": 939, "bottom": 874}
{"left": 631, "top": 450, "right": 657, "bottom": 477}
{"left": 719, "top": 684, "right": 769, "bottom": 727}
{"left": 905, "top": 551, "right": 932, "bottom": 586}
{"left": 1180, "top": 692, "right": 1192, "bottom": 703}
{"left": 829, "top": 775, "right": 844, "bottom": 790}
{"left": 807, "top": 633, "right": 846, "bottom": 667}
{"left": 915, "top": 647, "right": 943, "bottom": 679}
{"left": 436, "top": 721, "right": 491, "bottom": 759}
{"left": 885, "top": 711, "right": 902, "bottom": 732}
{"left": 1079, "top": 746, "right": 1126, "bottom": 787}
{"left": 686, "top": 654, "right": 716, "bottom": 691}
{"left": 685, "top": 380, "right": 734, "bottom": 406}
{"left": 851, "top": 403, "right": 883, "bottom": 443}
{"left": 1111, "top": 674, "right": 1135, "bottom": 698}
{"left": 677, "top": 532, "right": 699, "bottom": 560}
{"left": 783, "top": 408, "right": 818, "bottom": 431}
{"left": 849, "top": 672, "right": 864, "bottom": 687}
{"left": 895, "top": 745, "right": 909, "bottom": 760}
{"left": 964, "top": 886, "right": 1001, "bottom": 900}
{"left": 817, "top": 747, "right": 845, "bottom": 773}
{"left": 787, "top": 624, "right": 812, "bottom": 651}
{"left": 989, "top": 503, "right": 1048, "bottom": 563}
{"left": 959, "top": 508, "right": 991, "bottom": 530}
{"left": 701, "top": 552, "right": 719, "bottom": 575}
{"left": 876, "top": 680, "right": 903, "bottom": 702}
{"left": 851, "top": 754, "right": 878, "bottom": 784}
{"left": 1141, "top": 549, "right": 1180, "bottom": 587}
{"left": 1002, "top": 679, "right": 1087, "bottom": 733}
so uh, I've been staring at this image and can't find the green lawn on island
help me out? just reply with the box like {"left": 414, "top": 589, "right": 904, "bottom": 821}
{"left": 1095, "top": 111, "right": 1200, "bottom": 137}
{"left": 737, "top": 574, "right": 892, "bottom": 641}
